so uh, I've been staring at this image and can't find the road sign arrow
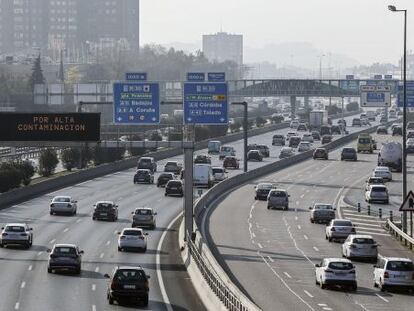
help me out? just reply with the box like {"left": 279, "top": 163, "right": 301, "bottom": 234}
{"left": 399, "top": 190, "right": 414, "bottom": 212}
{"left": 117, "top": 117, "right": 122, "bottom": 121}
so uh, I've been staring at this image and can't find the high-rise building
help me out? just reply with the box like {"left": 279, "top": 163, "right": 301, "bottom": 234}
{"left": 202, "top": 31, "right": 243, "bottom": 66}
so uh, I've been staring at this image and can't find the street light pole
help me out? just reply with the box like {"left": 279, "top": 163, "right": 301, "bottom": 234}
{"left": 232, "top": 101, "right": 248, "bottom": 172}
{"left": 319, "top": 54, "right": 325, "bottom": 80}
{"left": 388, "top": 5, "right": 409, "bottom": 234}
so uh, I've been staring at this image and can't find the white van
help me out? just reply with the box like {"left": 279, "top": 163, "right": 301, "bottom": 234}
{"left": 219, "top": 145, "right": 236, "bottom": 160}
{"left": 193, "top": 164, "right": 214, "bottom": 188}
{"left": 208, "top": 140, "right": 221, "bottom": 154}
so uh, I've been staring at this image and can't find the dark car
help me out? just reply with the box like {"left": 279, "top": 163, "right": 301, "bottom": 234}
{"left": 288, "top": 136, "right": 301, "bottom": 148}
{"left": 223, "top": 156, "right": 240, "bottom": 169}
{"left": 165, "top": 180, "right": 184, "bottom": 197}
{"left": 337, "top": 119, "right": 347, "bottom": 127}
{"left": 194, "top": 154, "right": 211, "bottom": 164}
{"left": 247, "top": 150, "right": 263, "bottom": 161}
{"left": 92, "top": 201, "right": 118, "bottom": 221}
{"left": 255, "top": 183, "right": 274, "bottom": 200}
{"left": 255, "top": 144, "right": 270, "bottom": 157}
{"left": 376, "top": 126, "right": 388, "bottom": 134}
{"left": 163, "top": 161, "right": 182, "bottom": 174}
{"left": 297, "top": 123, "right": 308, "bottom": 131}
{"left": 133, "top": 169, "right": 154, "bottom": 184}
{"left": 392, "top": 126, "right": 402, "bottom": 136}
{"left": 311, "top": 131, "right": 321, "bottom": 141}
{"left": 320, "top": 125, "right": 331, "bottom": 136}
{"left": 331, "top": 125, "right": 341, "bottom": 135}
{"left": 352, "top": 118, "right": 362, "bottom": 127}
{"left": 105, "top": 266, "right": 150, "bottom": 306}
{"left": 380, "top": 116, "right": 387, "bottom": 123}
{"left": 157, "top": 172, "right": 175, "bottom": 187}
{"left": 321, "top": 135, "right": 332, "bottom": 144}
{"left": 313, "top": 148, "right": 328, "bottom": 160}
{"left": 137, "top": 157, "right": 157, "bottom": 173}
{"left": 341, "top": 147, "right": 357, "bottom": 161}
{"left": 47, "top": 244, "right": 83, "bottom": 274}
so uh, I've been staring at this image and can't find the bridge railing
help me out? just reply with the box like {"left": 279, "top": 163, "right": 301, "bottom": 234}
{"left": 386, "top": 219, "right": 414, "bottom": 250}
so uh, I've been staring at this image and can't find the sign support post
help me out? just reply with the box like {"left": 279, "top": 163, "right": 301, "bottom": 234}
{"left": 183, "top": 145, "right": 194, "bottom": 241}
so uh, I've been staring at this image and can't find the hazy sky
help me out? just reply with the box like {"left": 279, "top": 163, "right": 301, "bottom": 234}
{"left": 141, "top": 0, "right": 414, "bottom": 65}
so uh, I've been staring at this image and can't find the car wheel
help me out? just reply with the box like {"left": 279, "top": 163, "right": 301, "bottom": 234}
{"left": 50, "top": 211, "right": 53, "bottom": 215}
{"left": 142, "top": 294, "right": 149, "bottom": 307}
{"left": 47, "top": 267, "right": 52, "bottom": 273}
{"left": 328, "top": 237, "right": 332, "bottom": 242}
{"left": 108, "top": 294, "right": 114, "bottom": 305}
{"left": 320, "top": 281, "right": 326, "bottom": 289}
{"left": 157, "top": 184, "right": 160, "bottom": 187}
{"left": 385, "top": 200, "right": 389, "bottom": 204}
{"left": 118, "top": 246, "right": 122, "bottom": 252}
{"left": 254, "top": 196, "right": 257, "bottom": 200}
{"left": 165, "top": 193, "right": 168, "bottom": 196}
{"left": 374, "top": 281, "right": 378, "bottom": 288}
{"left": 92, "top": 217, "right": 96, "bottom": 220}
{"left": 0, "top": 242, "right": 3, "bottom": 248}
{"left": 351, "top": 284, "right": 357, "bottom": 292}
{"left": 325, "top": 235, "right": 328, "bottom": 240}
{"left": 380, "top": 281, "right": 386, "bottom": 292}
{"left": 75, "top": 267, "right": 81, "bottom": 275}
{"left": 267, "top": 205, "right": 270, "bottom": 210}
{"left": 142, "top": 247, "right": 147, "bottom": 253}
{"left": 310, "top": 219, "right": 314, "bottom": 223}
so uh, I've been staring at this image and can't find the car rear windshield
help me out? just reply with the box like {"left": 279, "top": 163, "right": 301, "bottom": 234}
{"left": 328, "top": 262, "right": 353, "bottom": 270}
{"left": 160, "top": 173, "right": 172, "bottom": 178}
{"left": 343, "top": 148, "right": 355, "bottom": 153}
{"left": 369, "top": 178, "right": 383, "bottom": 184}
{"left": 114, "top": 269, "right": 146, "bottom": 282}
{"left": 137, "top": 171, "right": 148, "bottom": 176}
{"left": 333, "top": 220, "right": 352, "bottom": 227}
{"left": 135, "top": 209, "right": 151, "bottom": 215}
{"left": 96, "top": 203, "right": 113, "bottom": 210}
{"left": 54, "top": 197, "right": 70, "bottom": 202}
{"left": 314, "top": 205, "right": 332, "bottom": 210}
{"left": 358, "top": 138, "right": 371, "bottom": 143}
{"left": 270, "top": 191, "right": 287, "bottom": 197}
{"left": 372, "top": 187, "right": 386, "bottom": 192}
{"left": 352, "top": 238, "right": 374, "bottom": 244}
{"left": 165, "top": 162, "right": 176, "bottom": 166}
{"left": 258, "top": 184, "right": 272, "bottom": 190}
{"left": 139, "top": 159, "right": 151, "bottom": 164}
{"left": 5, "top": 226, "right": 24, "bottom": 232}
{"left": 222, "top": 147, "right": 232, "bottom": 152}
{"left": 213, "top": 168, "right": 224, "bottom": 174}
{"left": 273, "top": 135, "right": 283, "bottom": 139}
{"left": 123, "top": 230, "right": 142, "bottom": 236}
{"left": 54, "top": 247, "right": 77, "bottom": 256}
{"left": 386, "top": 261, "right": 414, "bottom": 271}
{"left": 168, "top": 181, "right": 182, "bottom": 187}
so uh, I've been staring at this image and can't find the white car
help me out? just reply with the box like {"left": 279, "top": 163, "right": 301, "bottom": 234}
{"left": 212, "top": 167, "right": 227, "bottom": 182}
{"left": 298, "top": 142, "right": 312, "bottom": 152}
{"left": 301, "top": 133, "right": 314, "bottom": 143}
{"left": 365, "top": 185, "right": 389, "bottom": 204}
{"left": 372, "top": 166, "right": 392, "bottom": 181}
{"left": 374, "top": 257, "right": 414, "bottom": 291}
{"left": 219, "top": 145, "right": 236, "bottom": 160}
{"left": 0, "top": 223, "right": 33, "bottom": 248}
{"left": 117, "top": 228, "right": 148, "bottom": 252}
{"left": 342, "top": 235, "right": 378, "bottom": 261}
{"left": 315, "top": 258, "right": 357, "bottom": 291}
{"left": 50, "top": 196, "right": 77, "bottom": 216}
{"left": 326, "top": 219, "right": 356, "bottom": 242}
{"left": 286, "top": 131, "right": 297, "bottom": 141}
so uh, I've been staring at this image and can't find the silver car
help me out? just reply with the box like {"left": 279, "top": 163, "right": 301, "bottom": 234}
{"left": 0, "top": 223, "right": 33, "bottom": 248}
{"left": 47, "top": 244, "right": 83, "bottom": 274}
{"left": 118, "top": 228, "right": 148, "bottom": 252}
{"left": 326, "top": 219, "right": 356, "bottom": 242}
{"left": 365, "top": 185, "right": 389, "bottom": 204}
{"left": 342, "top": 234, "right": 378, "bottom": 261}
{"left": 309, "top": 203, "right": 335, "bottom": 224}
{"left": 267, "top": 189, "right": 290, "bottom": 210}
{"left": 374, "top": 257, "right": 414, "bottom": 291}
{"left": 132, "top": 207, "right": 157, "bottom": 229}
{"left": 50, "top": 196, "right": 77, "bottom": 216}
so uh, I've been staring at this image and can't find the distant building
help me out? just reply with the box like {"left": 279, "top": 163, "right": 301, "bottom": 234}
{"left": 202, "top": 32, "right": 243, "bottom": 66}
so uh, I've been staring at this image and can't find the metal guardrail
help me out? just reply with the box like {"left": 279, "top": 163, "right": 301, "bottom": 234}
{"left": 386, "top": 219, "right": 414, "bottom": 250}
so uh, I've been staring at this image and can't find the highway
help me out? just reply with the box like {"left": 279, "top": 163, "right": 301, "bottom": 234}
{"left": 206, "top": 126, "right": 414, "bottom": 311}
{"left": 0, "top": 114, "right": 370, "bottom": 311}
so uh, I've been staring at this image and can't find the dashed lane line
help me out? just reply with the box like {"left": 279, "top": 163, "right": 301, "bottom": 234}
{"left": 284, "top": 272, "right": 292, "bottom": 279}
{"left": 375, "top": 293, "right": 389, "bottom": 303}
{"left": 303, "top": 290, "right": 313, "bottom": 298}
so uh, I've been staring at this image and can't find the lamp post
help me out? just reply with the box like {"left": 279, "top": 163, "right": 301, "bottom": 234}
{"left": 388, "top": 5, "right": 409, "bottom": 234}
{"left": 319, "top": 54, "right": 326, "bottom": 80}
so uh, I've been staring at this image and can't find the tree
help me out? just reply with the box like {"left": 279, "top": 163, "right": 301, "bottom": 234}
{"left": 92, "top": 146, "right": 125, "bottom": 165}
{"left": 15, "top": 161, "right": 35, "bottom": 186}
{"left": 230, "top": 121, "right": 242, "bottom": 132}
{"left": 0, "top": 165, "right": 21, "bottom": 193}
{"left": 346, "top": 101, "right": 359, "bottom": 112}
{"left": 61, "top": 148, "right": 80, "bottom": 171}
{"left": 256, "top": 116, "right": 266, "bottom": 127}
{"left": 38, "top": 149, "right": 59, "bottom": 177}
{"left": 28, "top": 55, "right": 45, "bottom": 90}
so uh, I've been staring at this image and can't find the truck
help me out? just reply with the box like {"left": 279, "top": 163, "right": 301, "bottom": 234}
{"left": 309, "top": 110, "right": 328, "bottom": 130}
{"left": 193, "top": 164, "right": 214, "bottom": 188}
{"left": 207, "top": 140, "right": 221, "bottom": 154}
{"left": 378, "top": 142, "right": 402, "bottom": 172}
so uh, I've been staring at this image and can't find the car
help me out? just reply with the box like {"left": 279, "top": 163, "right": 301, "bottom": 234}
{"left": 219, "top": 145, "right": 236, "bottom": 160}
{"left": 407, "top": 121, "right": 414, "bottom": 130}
{"left": 321, "top": 135, "right": 332, "bottom": 144}
{"left": 342, "top": 235, "right": 378, "bottom": 261}
{"left": 392, "top": 126, "right": 402, "bottom": 136}
{"left": 165, "top": 180, "right": 184, "bottom": 197}
{"left": 297, "top": 123, "right": 307, "bottom": 131}
{"left": 331, "top": 125, "right": 341, "bottom": 135}
{"left": 290, "top": 120, "right": 299, "bottom": 128}
{"left": 208, "top": 140, "right": 221, "bottom": 154}
{"left": 320, "top": 125, "right": 331, "bottom": 136}
{"left": 223, "top": 156, "right": 240, "bottom": 169}
{"left": 313, "top": 148, "right": 328, "bottom": 160}
{"left": 326, "top": 219, "right": 356, "bottom": 242}
{"left": 407, "top": 130, "right": 414, "bottom": 139}
{"left": 390, "top": 123, "right": 400, "bottom": 132}
{"left": 133, "top": 169, "right": 154, "bottom": 184}
{"left": 0, "top": 223, "right": 33, "bottom": 248}
{"left": 374, "top": 257, "right": 414, "bottom": 292}
{"left": 298, "top": 142, "right": 312, "bottom": 152}
{"left": 376, "top": 126, "right": 388, "bottom": 134}
{"left": 132, "top": 207, "right": 157, "bottom": 229}
{"left": 337, "top": 119, "right": 347, "bottom": 127}
{"left": 361, "top": 118, "right": 370, "bottom": 126}
{"left": 288, "top": 136, "right": 301, "bottom": 148}
{"left": 311, "top": 131, "right": 321, "bottom": 141}
{"left": 50, "top": 196, "right": 77, "bottom": 216}
{"left": 373, "top": 166, "right": 392, "bottom": 181}
{"left": 254, "top": 183, "right": 274, "bottom": 200}
{"left": 247, "top": 150, "right": 263, "bottom": 161}
{"left": 365, "top": 177, "right": 384, "bottom": 191}
{"left": 194, "top": 154, "right": 211, "bottom": 164}
{"left": 352, "top": 118, "right": 362, "bottom": 127}
{"left": 315, "top": 258, "right": 357, "bottom": 291}
{"left": 407, "top": 138, "right": 414, "bottom": 153}
{"left": 301, "top": 133, "right": 314, "bottom": 143}
{"left": 341, "top": 147, "right": 357, "bottom": 161}
{"left": 163, "top": 161, "right": 182, "bottom": 174}
{"left": 279, "top": 147, "right": 295, "bottom": 158}
{"left": 309, "top": 204, "right": 335, "bottom": 224}
{"left": 47, "top": 244, "right": 83, "bottom": 274}
{"left": 272, "top": 134, "right": 285, "bottom": 146}
{"left": 357, "top": 134, "right": 374, "bottom": 153}
{"left": 92, "top": 201, "right": 118, "bottom": 221}
{"left": 137, "top": 157, "right": 157, "bottom": 173}
{"left": 118, "top": 228, "right": 148, "bottom": 252}
{"left": 255, "top": 144, "right": 270, "bottom": 157}
{"left": 286, "top": 131, "right": 297, "bottom": 141}
{"left": 365, "top": 185, "right": 389, "bottom": 204}
{"left": 267, "top": 189, "right": 289, "bottom": 210}
{"left": 212, "top": 167, "right": 227, "bottom": 182}
{"left": 157, "top": 172, "right": 175, "bottom": 187}
{"left": 380, "top": 116, "right": 387, "bottom": 123}
{"left": 105, "top": 266, "right": 150, "bottom": 306}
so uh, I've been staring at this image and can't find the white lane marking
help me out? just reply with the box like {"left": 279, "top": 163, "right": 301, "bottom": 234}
{"left": 99, "top": 253, "right": 104, "bottom": 259}
{"left": 323, "top": 308, "right": 332, "bottom": 311}
{"left": 251, "top": 232, "right": 256, "bottom": 238}
{"left": 156, "top": 212, "right": 182, "bottom": 311}
{"left": 313, "top": 246, "right": 319, "bottom": 252}
{"left": 267, "top": 256, "right": 274, "bottom": 263}
{"left": 318, "top": 304, "right": 327, "bottom": 307}
{"left": 91, "top": 284, "right": 96, "bottom": 291}
{"left": 300, "top": 194, "right": 305, "bottom": 198}
{"left": 49, "top": 239, "right": 56, "bottom": 244}
{"left": 304, "top": 290, "right": 313, "bottom": 298}
{"left": 105, "top": 240, "right": 111, "bottom": 246}
{"left": 76, "top": 219, "right": 82, "bottom": 223}
{"left": 63, "top": 228, "right": 69, "bottom": 233}
{"left": 257, "top": 243, "right": 263, "bottom": 249}
{"left": 95, "top": 266, "right": 99, "bottom": 273}
{"left": 296, "top": 201, "right": 299, "bottom": 205}
{"left": 375, "top": 293, "right": 389, "bottom": 303}
{"left": 297, "top": 225, "right": 301, "bottom": 230}
{"left": 28, "top": 265, "right": 33, "bottom": 271}
{"left": 284, "top": 218, "right": 314, "bottom": 265}
{"left": 37, "top": 251, "right": 42, "bottom": 256}
{"left": 114, "top": 230, "right": 118, "bottom": 235}
{"left": 295, "top": 216, "right": 298, "bottom": 221}
{"left": 304, "top": 235, "right": 308, "bottom": 240}
{"left": 20, "top": 282, "right": 25, "bottom": 289}
{"left": 14, "top": 302, "right": 19, "bottom": 310}
{"left": 92, "top": 305, "right": 96, "bottom": 311}
{"left": 284, "top": 272, "right": 292, "bottom": 279}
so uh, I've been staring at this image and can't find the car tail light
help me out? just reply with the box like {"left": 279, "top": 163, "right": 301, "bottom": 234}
{"left": 120, "top": 236, "right": 125, "bottom": 240}
{"left": 325, "top": 269, "right": 334, "bottom": 274}
{"left": 351, "top": 227, "right": 356, "bottom": 233}
{"left": 384, "top": 271, "right": 389, "bottom": 279}
{"left": 20, "top": 233, "right": 28, "bottom": 237}
{"left": 50, "top": 204, "right": 54, "bottom": 207}
{"left": 331, "top": 227, "right": 336, "bottom": 231}
{"left": 372, "top": 245, "right": 378, "bottom": 248}
{"left": 50, "top": 254, "right": 57, "bottom": 259}
{"left": 67, "top": 204, "right": 72, "bottom": 207}
{"left": 139, "top": 236, "right": 145, "bottom": 240}
{"left": 2, "top": 233, "right": 8, "bottom": 236}
{"left": 350, "top": 244, "right": 356, "bottom": 249}
{"left": 111, "top": 282, "right": 120, "bottom": 290}
{"left": 349, "top": 270, "right": 356, "bottom": 274}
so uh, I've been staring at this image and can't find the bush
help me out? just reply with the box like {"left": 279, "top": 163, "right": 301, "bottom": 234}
{"left": 61, "top": 148, "right": 80, "bottom": 171}
{"left": 38, "top": 148, "right": 59, "bottom": 177}
{"left": 0, "top": 165, "right": 21, "bottom": 192}
{"left": 168, "top": 132, "right": 183, "bottom": 141}
{"left": 150, "top": 131, "right": 162, "bottom": 141}
{"left": 346, "top": 101, "right": 359, "bottom": 112}
{"left": 230, "top": 121, "right": 241, "bottom": 132}
{"left": 126, "top": 134, "right": 147, "bottom": 157}
{"left": 256, "top": 116, "right": 266, "bottom": 127}
{"left": 271, "top": 115, "right": 284, "bottom": 124}
{"left": 15, "top": 161, "right": 35, "bottom": 185}
{"left": 92, "top": 146, "right": 125, "bottom": 165}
